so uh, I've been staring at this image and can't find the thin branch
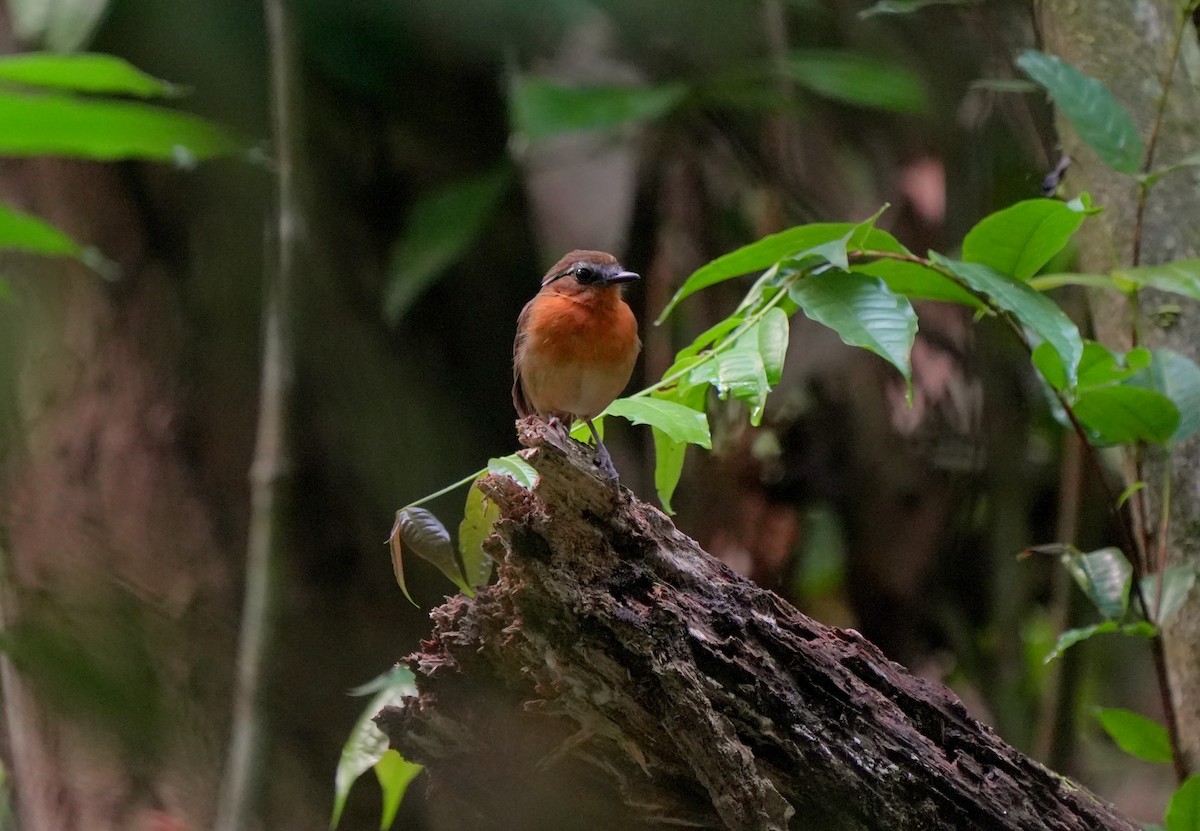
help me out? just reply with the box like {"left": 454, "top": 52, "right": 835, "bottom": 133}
{"left": 214, "top": 0, "right": 300, "bottom": 828}
{"left": 1130, "top": 7, "right": 1189, "bottom": 267}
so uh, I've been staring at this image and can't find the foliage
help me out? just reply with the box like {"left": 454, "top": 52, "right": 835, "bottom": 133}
{"left": 0, "top": 51, "right": 243, "bottom": 295}
{"left": 358, "top": 41, "right": 1200, "bottom": 826}
{"left": 332, "top": 666, "right": 421, "bottom": 830}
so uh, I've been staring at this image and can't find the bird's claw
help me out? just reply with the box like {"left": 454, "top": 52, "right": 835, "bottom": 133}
{"left": 593, "top": 443, "right": 619, "bottom": 480}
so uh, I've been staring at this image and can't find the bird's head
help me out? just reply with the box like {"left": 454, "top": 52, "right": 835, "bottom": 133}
{"left": 540, "top": 250, "right": 640, "bottom": 292}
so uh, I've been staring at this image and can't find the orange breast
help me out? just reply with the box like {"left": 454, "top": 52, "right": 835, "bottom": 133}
{"left": 518, "top": 288, "right": 640, "bottom": 420}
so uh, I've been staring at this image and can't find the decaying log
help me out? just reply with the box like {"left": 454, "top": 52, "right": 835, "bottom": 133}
{"left": 376, "top": 419, "right": 1136, "bottom": 831}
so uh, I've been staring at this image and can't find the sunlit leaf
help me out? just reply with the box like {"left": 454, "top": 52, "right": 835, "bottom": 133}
{"left": 375, "top": 749, "right": 421, "bottom": 830}
{"left": 332, "top": 668, "right": 417, "bottom": 829}
{"left": 961, "top": 196, "right": 1089, "bottom": 280}
{"left": 510, "top": 78, "right": 687, "bottom": 141}
{"left": 1167, "top": 775, "right": 1200, "bottom": 831}
{"left": 789, "top": 271, "right": 917, "bottom": 387}
{"left": 933, "top": 254, "right": 1082, "bottom": 385}
{"left": 1027, "top": 272, "right": 1122, "bottom": 292}
{"left": 1017, "top": 50, "right": 1143, "bottom": 174}
{"left": 658, "top": 218, "right": 907, "bottom": 322}
{"left": 0, "top": 53, "right": 180, "bottom": 97}
{"left": 853, "top": 258, "right": 982, "bottom": 306}
{"left": 1074, "top": 385, "right": 1179, "bottom": 445}
{"left": 1044, "top": 620, "right": 1155, "bottom": 662}
{"left": 383, "top": 166, "right": 511, "bottom": 323}
{"left": 1095, "top": 708, "right": 1173, "bottom": 764}
{"left": 785, "top": 49, "right": 926, "bottom": 113}
{"left": 1115, "top": 260, "right": 1200, "bottom": 303}
{"left": 688, "top": 348, "right": 770, "bottom": 425}
{"left": 1142, "top": 566, "right": 1197, "bottom": 625}
{"left": 0, "top": 202, "right": 81, "bottom": 256}
{"left": 389, "top": 507, "right": 471, "bottom": 600}
{"left": 734, "top": 308, "right": 790, "bottom": 385}
{"left": 0, "top": 90, "right": 243, "bottom": 162}
{"left": 458, "top": 483, "right": 498, "bottom": 589}
{"left": 605, "top": 397, "right": 711, "bottom": 448}
{"left": 1061, "top": 546, "right": 1131, "bottom": 619}
{"left": 652, "top": 427, "right": 688, "bottom": 515}
{"left": 488, "top": 455, "right": 538, "bottom": 488}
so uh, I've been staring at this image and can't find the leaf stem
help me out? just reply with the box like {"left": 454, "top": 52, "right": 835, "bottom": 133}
{"left": 403, "top": 466, "right": 489, "bottom": 511}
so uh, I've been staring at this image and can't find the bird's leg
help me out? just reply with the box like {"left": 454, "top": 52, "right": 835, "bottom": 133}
{"left": 585, "top": 418, "right": 618, "bottom": 479}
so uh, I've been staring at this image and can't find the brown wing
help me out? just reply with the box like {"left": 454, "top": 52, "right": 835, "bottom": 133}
{"left": 512, "top": 298, "right": 535, "bottom": 418}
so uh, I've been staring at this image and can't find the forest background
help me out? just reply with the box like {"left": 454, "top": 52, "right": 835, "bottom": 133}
{"left": 0, "top": 0, "right": 1198, "bottom": 829}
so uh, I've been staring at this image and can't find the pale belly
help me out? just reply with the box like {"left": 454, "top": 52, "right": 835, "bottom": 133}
{"left": 521, "top": 355, "right": 636, "bottom": 421}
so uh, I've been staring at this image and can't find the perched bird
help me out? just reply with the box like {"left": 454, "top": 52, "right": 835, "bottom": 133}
{"left": 513, "top": 250, "right": 641, "bottom": 478}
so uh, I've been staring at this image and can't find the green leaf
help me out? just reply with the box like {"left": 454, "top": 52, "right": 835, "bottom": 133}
{"left": 853, "top": 258, "right": 983, "bottom": 307}
{"left": 677, "top": 316, "right": 746, "bottom": 361}
{"left": 374, "top": 749, "right": 421, "bottom": 830}
{"left": 1167, "top": 775, "right": 1200, "bottom": 831}
{"left": 1138, "top": 350, "right": 1200, "bottom": 443}
{"left": 933, "top": 254, "right": 1083, "bottom": 385}
{"left": 688, "top": 348, "right": 770, "bottom": 425}
{"left": 1027, "top": 272, "right": 1123, "bottom": 292}
{"left": 510, "top": 78, "right": 687, "bottom": 141}
{"left": 652, "top": 427, "right": 688, "bottom": 515}
{"left": 1037, "top": 340, "right": 1153, "bottom": 393}
{"left": 1116, "top": 260, "right": 1200, "bottom": 303}
{"left": 383, "top": 166, "right": 511, "bottom": 323}
{"left": 605, "top": 397, "right": 711, "bottom": 448}
{"left": 0, "top": 53, "right": 180, "bottom": 97}
{"left": 785, "top": 49, "right": 926, "bottom": 113}
{"left": 1142, "top": 566, "right": 1197, "bottom": 625}
{"left": 1044, "top": 620, "right": 1155, "bottom": 662}
{"left": 1061, "top": 546, "right": 1131, "bottom": 619}
{"left": 789, "top": 271, "right": 917, "bottom": 386}
{"left": 961, "top": 197, "right": 1088, "bottom": 280}
{"left": 458, "top": 483, "right": 498, "bottom": 589}
{"left": 1074, "top": 385, "right": 1180, "bottom": 445}
{"left": 736, "top": 307, "right": 790, "bottom": 385}
{"left": 858, "top": 0, "right": 981, "bottom": 16}
{"left": 1143, "top": 148, "right": 1200, "bottom": 188}
{"left": 332, "top": 668, "right": 417, "bottom": 829}
{"left": 389, "top": 507, "right": 471, "bottom": 600}
{"left": 488, "top": 455, "right": 538, "bottom": 488}
{"left": 0, "top": 90, "right": 243, "bottom": 162}
{"left": 1016, "top": 50, "right": 1143, "bottom": 174}
{"left": 0, "top": 202, "right": 81, "bottom": 256}
{"left": 658, "top": 219, "right": 907, "bottom": 322}
{"left": 1095, "top": 708, "right": 1173, "bottom": 764}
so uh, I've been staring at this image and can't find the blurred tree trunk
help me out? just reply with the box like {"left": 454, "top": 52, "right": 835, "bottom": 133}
{"left": 0, "top": 161, "right": 234, "bottom": 827}
{"left": 1036, "top": 0, "right": 1200, "bottom": 773}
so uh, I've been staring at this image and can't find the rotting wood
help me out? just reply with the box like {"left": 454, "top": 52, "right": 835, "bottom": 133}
{"left": 377, "top": 418, "right": 1137, "bottom": 831}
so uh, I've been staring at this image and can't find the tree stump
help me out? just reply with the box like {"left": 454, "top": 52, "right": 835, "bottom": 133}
{"left": 376, "top": 419, "right": 1136, "bottom": 831}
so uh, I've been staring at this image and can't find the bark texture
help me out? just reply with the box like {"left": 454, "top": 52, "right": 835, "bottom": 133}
{"left": 378, "top": 420, "right": 1136, "bottom": 831}
{"left": 1037, "top": 0, "right": 1200, "bottom": 772}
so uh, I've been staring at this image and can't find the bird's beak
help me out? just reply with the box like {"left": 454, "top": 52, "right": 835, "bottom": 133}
{"left": 605, "top": 270, "right": 640, "bottom": 285}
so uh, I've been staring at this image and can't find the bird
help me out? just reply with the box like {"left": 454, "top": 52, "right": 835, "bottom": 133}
{"left": 513, "top": 250, "right": 641, "bottom": 478}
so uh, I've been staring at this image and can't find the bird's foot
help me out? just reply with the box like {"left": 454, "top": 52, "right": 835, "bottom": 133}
{"left": 593, "top": 441, "right": 619, "bottom": 480}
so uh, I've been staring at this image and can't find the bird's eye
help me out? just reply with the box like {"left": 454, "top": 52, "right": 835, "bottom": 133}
{"left": 575, "top": 266, "right": 596, "bottom": 283}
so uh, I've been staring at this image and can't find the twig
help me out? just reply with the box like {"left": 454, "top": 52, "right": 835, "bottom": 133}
{"left": 214, "top": 0, "right": 300, "bottom": 828}
{"left": 1130, "top": 7, "right": 1189, "bottom": 267}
